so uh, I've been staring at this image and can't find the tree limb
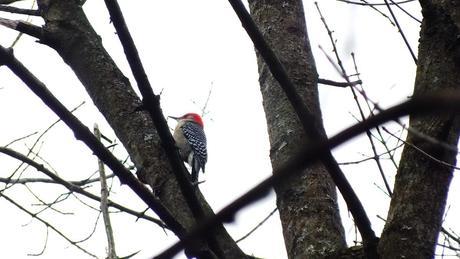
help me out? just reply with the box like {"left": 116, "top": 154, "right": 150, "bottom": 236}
{"left": 0, "top": 146, "right": 167, "bottom": 228}
{"left": 0, "top": 17, "right": 42, "bottom": 39}
{"left": 0, "top": 5, "right": 40, "bottom": 16}
{"left": 318, "top": 78, "right": 362, "bottom": 87}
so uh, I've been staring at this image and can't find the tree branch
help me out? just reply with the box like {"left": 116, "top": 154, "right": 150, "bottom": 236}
{"left": 0, "top": 174, "right": 115, "bottom": 185}
{"left": 0, "top": 146, "right": 167, "bottom": 228}
{"left": 318, "top": 78, "right": 362, "bottom": 87}
{"left": 0, "top": 0, "right": 24, "bottom": 4}
{"left": 336, "top": 0, "right": 415, "bottom": 6}
{"left": 0, "top": 17, "right": 43, "bottom": 39}
{"left": 95, "top": 124, "right": 118, "bottom": 259}
{"left": 0, "top": 5, "right": 40, "bottom": 16}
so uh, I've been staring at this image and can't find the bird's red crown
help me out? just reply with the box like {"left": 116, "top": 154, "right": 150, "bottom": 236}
{"left": 181, "top": 113, "right": 204, "bottom": 128}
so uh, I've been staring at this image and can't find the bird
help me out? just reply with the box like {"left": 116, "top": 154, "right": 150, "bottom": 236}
{"left": 169, "top": 113, "right": 207, "bottom": 183}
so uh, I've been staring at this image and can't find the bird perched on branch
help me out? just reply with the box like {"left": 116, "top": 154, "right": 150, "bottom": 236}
{"left": 169, "top": 113, "right": 207, "bottom": 183}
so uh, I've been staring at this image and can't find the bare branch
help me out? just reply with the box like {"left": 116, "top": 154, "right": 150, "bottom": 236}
{"left": 26, "top": 184, "right": 73, "bottom": 216}
{"left": 336, "top": 0, "right": 415, "bottom": 6}
{"left": 380, "top": 0, "right": 418, "bottom": 63}
{"left": 0, "top": 17, "right": 42, "bottom": 39}
{"left": 0, "top": 5, "right": 40, "bottom": 16}
{"left": 3, "top": 131, "right": 38, "bottom": 147}
{"left": 0, "top": 146, "right": 167, "bottom": 228}
{"left": 316, "top": 4, "right": 393, "bottom": 195}
{"left": 0, "top": 0, "right": 24, "bottom": 4}
{"left": 337, "top": 0, "right": 421, "bottom": 23}
{"left": 385, "top": 129, "right": 460, "bottom": 170}
{"left": 0, "top": 192, "right": 97, "bottom": 258}
{"left": 318, "top": 78, "right": 362, "bottom": 87}
{"left": 236, "top": 208, "right": 277, "bottom": 243}
{"left": 95, "top": 124, "right": 118, "bottom": 259}
{"left": 338, "top": 142, "right": 404, "bottom": 165}
{"left": 27, "top": 227, "right": 49, "bottom": 256}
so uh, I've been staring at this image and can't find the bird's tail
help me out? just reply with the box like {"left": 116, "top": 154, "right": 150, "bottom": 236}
{"left": 191, "top": 157, "right": 200, "bottom": 182}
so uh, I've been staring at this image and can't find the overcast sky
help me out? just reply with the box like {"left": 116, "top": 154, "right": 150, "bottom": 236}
{"left": 1, "top": 0, "right": 458, "bottom": 258}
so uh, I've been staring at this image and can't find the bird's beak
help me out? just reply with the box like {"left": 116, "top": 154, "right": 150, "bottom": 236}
{"left": 168, "top": 115, "right": 180, "bottom": 121}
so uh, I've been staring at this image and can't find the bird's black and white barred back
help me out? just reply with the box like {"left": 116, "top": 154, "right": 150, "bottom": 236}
{"left": 170, "top": 112, "right": 208, "bottom": 183}
{"left": 181, "top": 121, "right": 207, "bottom": 180}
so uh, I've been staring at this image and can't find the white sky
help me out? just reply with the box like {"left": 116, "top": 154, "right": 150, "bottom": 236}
{"left": 0, "top": 0, "right": 458, "bottom": 258}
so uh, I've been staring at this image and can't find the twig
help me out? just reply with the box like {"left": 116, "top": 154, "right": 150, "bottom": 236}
{"left": 338, "top": 142, "right": 404, "bottom": 165}
{"left": 3, "top": 131, "right": 38, "bottom": 147}
{"left": 348, "top": 53, "right": 459, "bottom": 155}
{"left": 336, "top": 0, "right": 415, "bottom": 6}
{"left": 382, "top": 0, "right": 418, "bottom": 63}
{"left": 318, "top": 78, "right": 362, "bottom": 87}
{"left": 357, "top": 0, "right": 396, "bottom": 26}
{"left": 388, "top": 0, "right": 421, "bottom": 23}
{"left": 200, "top": 84, "right": 213, "bottom": 118}
{"left": 340, "top": 0, "right": 421, "bottom": 24}
{"left": 0, "top": 192, "right": 97, "bottom": 258}
{"left": 442, "top": 228, "right": 460, "bottom": 247}
{"left": 95, "top": 124, "right": 118, "bottom": 259}
{"left": 74, "top": 212, "right": 101, "bottom": 244}
{"left": 236, "top": 208, "right": 277, "bottom": 243}
{"left": 351, "top": 53, "right": 401, "bottom": 170}
{"left": 26, "top": 184, "right": 73, "bottom": 216}
{"left": 385, "top": 129, "right": 460, "bottom": 170}
{"left": 2, "top": 101, "right": 85, "bottom": 190}
{"left": 317, "top": 2, "right": 389, "bottom": 240}
{"left": 28, "top": 227, "right": 49, "bottom": 256}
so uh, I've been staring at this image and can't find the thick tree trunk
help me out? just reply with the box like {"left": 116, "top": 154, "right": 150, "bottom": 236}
{"left": 378, "top": 2, "right": 460, "bottom": 258}
{"left": 35, "top": 0, "right": 245, "bottom": 258}
{"left": 248, "top": 1, "right": 346, "bottom": 258}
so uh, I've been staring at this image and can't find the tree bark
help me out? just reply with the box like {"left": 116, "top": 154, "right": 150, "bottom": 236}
{"left": 378, "top": 2, "right": 460, "bottom": 258}
{"left": 35, "top": 0, "right": 245, "bottom": 257}
{"left": 248, "top": 1, "right": 346, "bottom": 258}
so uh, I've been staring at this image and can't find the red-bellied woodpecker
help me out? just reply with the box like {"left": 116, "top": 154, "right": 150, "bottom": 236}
{"left": 169, "top": 113, "right": 207, "bottom": 182}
